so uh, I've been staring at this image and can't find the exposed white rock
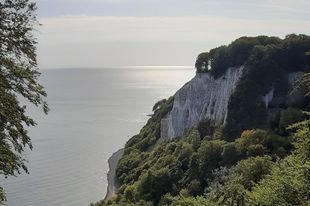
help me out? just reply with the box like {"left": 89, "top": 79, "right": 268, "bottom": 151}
{"left": 161, "top": 67, "right": 243, "bottom": 139}
{"left": 262, "top": 88, "right": 274, "bottom": 108}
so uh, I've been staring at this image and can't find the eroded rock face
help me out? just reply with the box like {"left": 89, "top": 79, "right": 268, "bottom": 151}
{"left": 161, "top": 67, "right": 243, "bottom": 139}
{"left": 262, "top": 88, "right": 274, "bottom": 108}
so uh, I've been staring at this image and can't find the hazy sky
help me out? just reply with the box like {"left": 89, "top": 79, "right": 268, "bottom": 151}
{"left": 37, "top": 0, "right": 310, "bottom": 69}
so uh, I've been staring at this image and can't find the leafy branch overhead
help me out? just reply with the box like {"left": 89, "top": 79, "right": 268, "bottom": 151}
{"left": 0, "top": 0, "right": 48, "bottom": 203}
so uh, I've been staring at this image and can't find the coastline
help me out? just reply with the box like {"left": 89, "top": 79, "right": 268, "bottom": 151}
{"left": 104, "top": 148, "right": 124, "bottom": 201}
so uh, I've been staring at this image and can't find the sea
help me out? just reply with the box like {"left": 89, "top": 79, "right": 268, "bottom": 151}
{"left": 1, "top": 67, "right": 194, "bottom": 206}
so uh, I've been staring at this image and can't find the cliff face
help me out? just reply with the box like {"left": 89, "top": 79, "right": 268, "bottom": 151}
{"left": 161, "top": 67, "right": 243, "bottom": 139}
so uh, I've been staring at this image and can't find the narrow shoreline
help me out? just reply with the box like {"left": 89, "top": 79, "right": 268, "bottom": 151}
{"left": 104, "top": 148, "right": 124, "bottom": 201}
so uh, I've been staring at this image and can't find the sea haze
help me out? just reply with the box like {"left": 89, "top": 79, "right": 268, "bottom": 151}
{"left": 1, "top": 67, "right": 194, "bottom": 206}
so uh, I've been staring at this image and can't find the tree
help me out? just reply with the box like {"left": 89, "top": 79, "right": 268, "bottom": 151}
{"left": 0, "top": 0, "right": 48, "bottom": 203}
{"left": 279, "top": 108, "right": 304, "bottom": 134}
{"left": 247, "top": 120, "right": 310, "bottom": 206}
{"left": 296, "top": 72, "right": 310, "bottom": 96}
{"left": 197, "top": 140, "right": 225, "bottom": 183}
{"left": 235, "top": 129, "right": 290, "bottom": 158}
{"left": 137, "top": 168, "right": 172, "bottom": 205}
{"left": 207, "top": 156, "right": 274, "bottom": 206}
{"left": 197, "top": 119, "right": 215, "bottom": 139}
{"left": 160, "top": 194, "right": 213, "bottom": 206}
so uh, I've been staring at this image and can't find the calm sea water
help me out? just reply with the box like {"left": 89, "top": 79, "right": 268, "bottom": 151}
{"left": 1, "top": 68, "right": 194, "bottom": 206}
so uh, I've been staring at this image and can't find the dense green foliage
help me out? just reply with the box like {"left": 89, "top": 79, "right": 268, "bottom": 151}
{"left": 297, "top": 72, "right": 310, "bottom": 96}
{"left": 205, "top": 156, "right": 274, "bottom": 205}
{"left": 95, "top": 126, "right": 293, "bottom": 205}
{"left": 195, "top": 36, "right": 281, "bottom": 76}
{"left": 247, "top": 120, "right": 310, "bottom": 206}
{"left": 95, "top": 120, "right": 310, "bottom": 206}
{"left": 223, "top": 34, "right": 310, "bottom": 139}
{"left": 116, "top": 97, "right": 174, "bottom": 186}
{"left": 195, "top": 35, "right": 309, "bottom": 76}
{"left": 0, "top": 0, "right": 48, "bottom": 203}
{"left": 94, "top": 35, "right": 310, "bottom": 206}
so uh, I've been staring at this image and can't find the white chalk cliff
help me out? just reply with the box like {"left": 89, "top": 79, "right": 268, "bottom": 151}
{"left": 161, "top": 67, "right": 243, "bottom": 139}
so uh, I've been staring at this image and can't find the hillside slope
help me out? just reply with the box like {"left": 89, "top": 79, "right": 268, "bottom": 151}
{"left": 94, "top": 34, "right": 310, "bottom": 206}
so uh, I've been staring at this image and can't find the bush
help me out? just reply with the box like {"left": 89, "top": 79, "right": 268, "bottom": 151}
{"left": 279, "top": 108, "right": 304, "bottom": 134}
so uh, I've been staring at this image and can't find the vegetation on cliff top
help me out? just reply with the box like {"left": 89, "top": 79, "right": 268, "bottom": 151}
{"left": 94, "top": 34, "right": 310, "bottom": 206}
{"left": 223, "top": 34, "right": 310, "bottom": 139}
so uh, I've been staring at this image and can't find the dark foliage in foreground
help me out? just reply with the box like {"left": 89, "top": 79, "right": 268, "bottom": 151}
{"left": 0, "top": 0, "right": 48, "bottom": 203}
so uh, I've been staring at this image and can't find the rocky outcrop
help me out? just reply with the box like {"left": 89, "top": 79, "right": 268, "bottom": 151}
{"left": 262, "top": 88, "right": 274, "bottom": 108}
{"left": 161, "top": 67, "right": 243, "bottom": 139}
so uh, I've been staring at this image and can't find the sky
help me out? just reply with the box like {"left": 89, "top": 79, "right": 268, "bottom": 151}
{"left": 36, "top": 0, "right": 310, "bottom": 69}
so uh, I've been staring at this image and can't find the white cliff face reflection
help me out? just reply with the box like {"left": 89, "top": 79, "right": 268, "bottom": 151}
{"left": 1, "top": 67, "right": 194, "bottom": 206}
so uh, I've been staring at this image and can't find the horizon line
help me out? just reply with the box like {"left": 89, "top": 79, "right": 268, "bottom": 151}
{"left": 40, "top": 65, "right": 195, "bottom": 70}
